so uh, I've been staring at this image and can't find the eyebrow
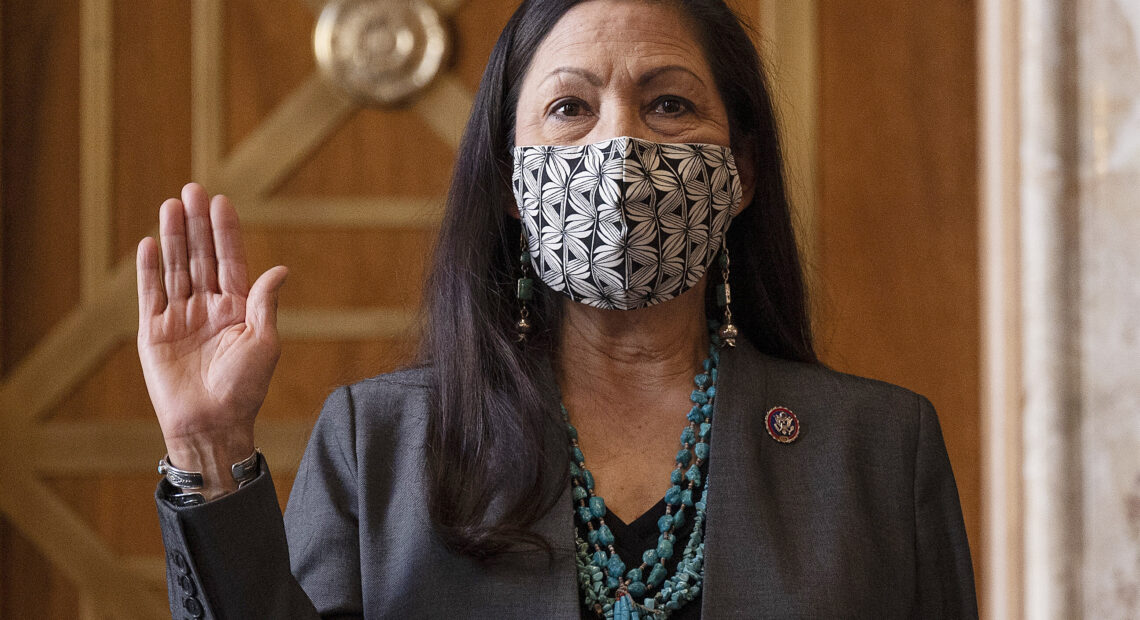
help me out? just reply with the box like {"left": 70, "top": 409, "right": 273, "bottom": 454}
{"left": 539, "top": 64, "right": 707, "bottom": 89}
{"left": 636, "top": 65, "right": 707, "bottom": 88}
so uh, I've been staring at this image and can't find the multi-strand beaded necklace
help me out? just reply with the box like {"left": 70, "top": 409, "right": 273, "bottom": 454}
{"left": 565, "top": 322, "right": 722, "bottom": 619}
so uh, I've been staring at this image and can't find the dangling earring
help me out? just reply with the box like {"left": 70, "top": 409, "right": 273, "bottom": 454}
{"left": 516, "top": 230, "right": 534, "bottom": 342}
{"left": 716, "top": 238, "right": 738, "bottom": 347}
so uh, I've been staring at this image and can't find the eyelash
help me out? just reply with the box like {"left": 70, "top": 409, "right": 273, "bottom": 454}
{"left": 547, "top": 96, "right": 694, "bottom": 120}
{"left": 550, "top": 98, "right": 591, "bottom": 119}
{"left": 650, "top": 95, "right": 691, "bottom": 116}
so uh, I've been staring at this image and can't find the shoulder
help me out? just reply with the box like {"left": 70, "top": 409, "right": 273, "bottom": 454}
{"left": 723, "top": 339, "right": 935, "bottom": 452}
{"left": 309, "top": 364, "right": 434, "bottom": 446}
{"left": 345, "top": 364, "right": 432, "bottom": 403}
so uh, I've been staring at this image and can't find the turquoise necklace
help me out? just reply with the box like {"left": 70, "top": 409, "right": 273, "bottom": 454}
{"left": 566, "top": 322, "right": 722, "bottom": 619}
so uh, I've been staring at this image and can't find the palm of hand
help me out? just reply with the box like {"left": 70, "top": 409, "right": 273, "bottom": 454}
{"left": 137, "top": 184, "right": 287, "bottom": 444}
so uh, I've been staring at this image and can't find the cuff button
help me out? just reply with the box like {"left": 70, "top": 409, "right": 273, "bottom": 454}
{"left": 183, "top": 596, "right": 204, "bottom": 618}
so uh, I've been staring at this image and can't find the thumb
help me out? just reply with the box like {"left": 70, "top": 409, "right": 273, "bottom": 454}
{"left": 248, "top": 265, "right": 288, "bottom": 334}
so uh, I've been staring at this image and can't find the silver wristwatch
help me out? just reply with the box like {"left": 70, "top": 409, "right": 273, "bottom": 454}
{"left": 158, "top": 448, "right": 262, "bottom": 507}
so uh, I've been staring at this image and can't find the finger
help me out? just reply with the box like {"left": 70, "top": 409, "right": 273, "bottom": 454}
{"left": 182, "top": 183, "right": 219, "bottom": 294}
{"left": 159, "top": 198, "right": 191, "bottom": 301}
{"left": 210, "top": 194, "right": 250, "bottom": 295}
{"left": 247, "top": 266, "right": 288, "bottom": 336}
{"left": 136, "top": 237, "right": 167, "bottom": 318}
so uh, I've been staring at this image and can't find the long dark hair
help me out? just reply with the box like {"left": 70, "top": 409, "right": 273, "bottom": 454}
{"left": 420, "top": 0, "right": 816, "bottom": 559}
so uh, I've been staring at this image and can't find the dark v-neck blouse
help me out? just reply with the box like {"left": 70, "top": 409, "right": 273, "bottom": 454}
{"left": 577, "top": 496, "right": 704, "bottom": 619}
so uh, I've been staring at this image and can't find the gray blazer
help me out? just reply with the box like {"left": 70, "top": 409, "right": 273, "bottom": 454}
{"left": 156, "top": 337, "right": 977, "bottom": 619}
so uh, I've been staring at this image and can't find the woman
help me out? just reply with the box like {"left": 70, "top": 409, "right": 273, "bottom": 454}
{"left": 139, "top": 0, "right": 977, "bottom": 617}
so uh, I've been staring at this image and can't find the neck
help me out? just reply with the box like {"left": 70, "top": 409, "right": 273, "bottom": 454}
{"left": 555, "top": 281, "right": 710, "bottom": 419}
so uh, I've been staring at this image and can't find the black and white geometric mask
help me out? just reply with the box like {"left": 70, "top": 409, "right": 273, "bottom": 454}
{"left": 512, "top": 136, "right": 742, "bottom": 310}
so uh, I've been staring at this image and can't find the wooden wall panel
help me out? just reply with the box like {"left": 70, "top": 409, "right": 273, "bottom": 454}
{"left": 817, "top": 0, "right": 982, "bottom": 594}
{"left": 1, "top": 1, "right": 83, "bottom": 616}
{"left": 111, "top": 0, "right": 192, "bottom": 262}
{"left": 0, "top": 0, "right": 82, "bottom": 374}
{"left": 224, "top": 0, "right": 316, "bottom": 152}
{"left": 0, "top": 517, "right": 81, "bottom": 619}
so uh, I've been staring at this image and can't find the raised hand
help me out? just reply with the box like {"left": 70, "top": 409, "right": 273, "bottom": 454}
{"left": 137, "top": 183, "right": 287, "bottom": 498}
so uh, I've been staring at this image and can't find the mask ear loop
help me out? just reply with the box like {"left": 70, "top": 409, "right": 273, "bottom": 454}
{"left": 516, "top": 228, "right": 534, "bottom": 342}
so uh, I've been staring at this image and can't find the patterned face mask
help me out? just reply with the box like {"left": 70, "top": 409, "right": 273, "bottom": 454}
{"left": 511, "top": 136, "right": 742, "bottom": 310}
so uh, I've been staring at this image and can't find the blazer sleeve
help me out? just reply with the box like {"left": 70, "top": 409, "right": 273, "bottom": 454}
{"left": 154, "top": 387, "right": 363, "bottom": 619}
{"left": 912, "top": 394, "right": 979, "bottom": 618}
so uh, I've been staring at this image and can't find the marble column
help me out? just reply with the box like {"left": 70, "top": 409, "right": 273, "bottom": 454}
{"left": 1078, "top": 1, "right": 1140, "bottom": 617}
{"left": 982, "top": 0, "right": 1140, "bottom": 617}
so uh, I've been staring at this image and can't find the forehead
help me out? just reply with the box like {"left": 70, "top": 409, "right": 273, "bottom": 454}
{"left": 527, "top": 0, "right": 708, "bottom": 79}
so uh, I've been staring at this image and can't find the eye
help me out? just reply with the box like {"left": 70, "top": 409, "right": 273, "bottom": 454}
{"left": 551, "top": 98, "right": 590, "bottom": 118}
{"left": 651, "top": 96, "right": 691, "bottom": 116}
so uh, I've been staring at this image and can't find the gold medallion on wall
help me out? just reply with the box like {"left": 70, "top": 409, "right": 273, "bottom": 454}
{"left": 314, "top": 0, "right": 451, "bottom": 106}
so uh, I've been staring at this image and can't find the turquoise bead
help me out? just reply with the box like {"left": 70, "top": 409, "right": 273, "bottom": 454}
{"left": 597, "top": 524, "right": 614, "bottom": 546}
{"left": 607, "top": 554, "right": 626, "bottom": 577}
{"left": 626, "top": 567, "right": 643, "bottom": 582}
{"left": 566, "top": 423, "right": 578, "bottom": 440}
{"left": 681, "top": 489, "right": 693, "bottom": 506}
{"left": 701, "top": 403, "right": 713, "bottom": 418}
{"left": 686, "top": 464, "right": 702, "bottom": 486}
{"left": 592, "top": 549, "right": 608, "bottom": 567}
{"left": 656, "top": 537, "right": 674, "bottom": 560}
{"left": 583, "top": 470, "right": 595, "bottom": 490}
{"left": 615, "top": 595, "right": 630, "bottom": 620}
{"left": 577, "top": 506, "right": 594, "bottom": 523}
{"left": 590, "top": 496, "right": 606, "bottom": 518}
{"left": 588, "top": 528, "right": 600, "bottom": 545}
{"left": 694, "top": 373, "right": 709, "bottom": 388}
{"left": 699, "top": 422, "right": 711, "bottom": 438}
{"left": 664, "top": 485, "right": 682, "bottom": 505}
{"left": 647, "top": 563, "right": 668, "bottom": 587}
{"left": 519, "top": 251, "right": 530, "bottom": 265}
{"left": 657, "top": 515, "right": 673, "bottom": 533}
{"left": 694, "top": 442, "right": 709, "bottom": 460}
{"left": 690, "top": 390, "right": 708, "bottom": 405}
{"left": 607, "top": 574, "right": 621, "bottom": 588}
{"left": 573, "top": 486, "right": 587, "bottom": 501}
{"left": 572, "top": 447, "right": 585, "bottom": 464}
{"left": 680, "top": 427, "right": 695, "bottom": 445}
{"left": 673, "top": 509, "right": 686, "bottom": 529}
{"left": 670, "top": 468, "right": 683, "bottom": 485}
{"left": 628, "top": 580, "right": 646, "bottom": 598}
{"left": 707, "top": 386, "right": 716, "bottom": 399}
{"left": 675, "top": 448, "right": 691, "bottom": 466}
{"left": 711, "top": 368, "right": 718, "bottom": 383}
{"left": 570, "top": 462, "right": 580, "bottom": 477}
{"left": 642, "top": 549, "right": 659, "bottom": 565}
{"left": 687, "top": 406, "right": 704, "bottom": 423}
{"left": 702, "top": 358, "right": 712, "bottom": 371}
